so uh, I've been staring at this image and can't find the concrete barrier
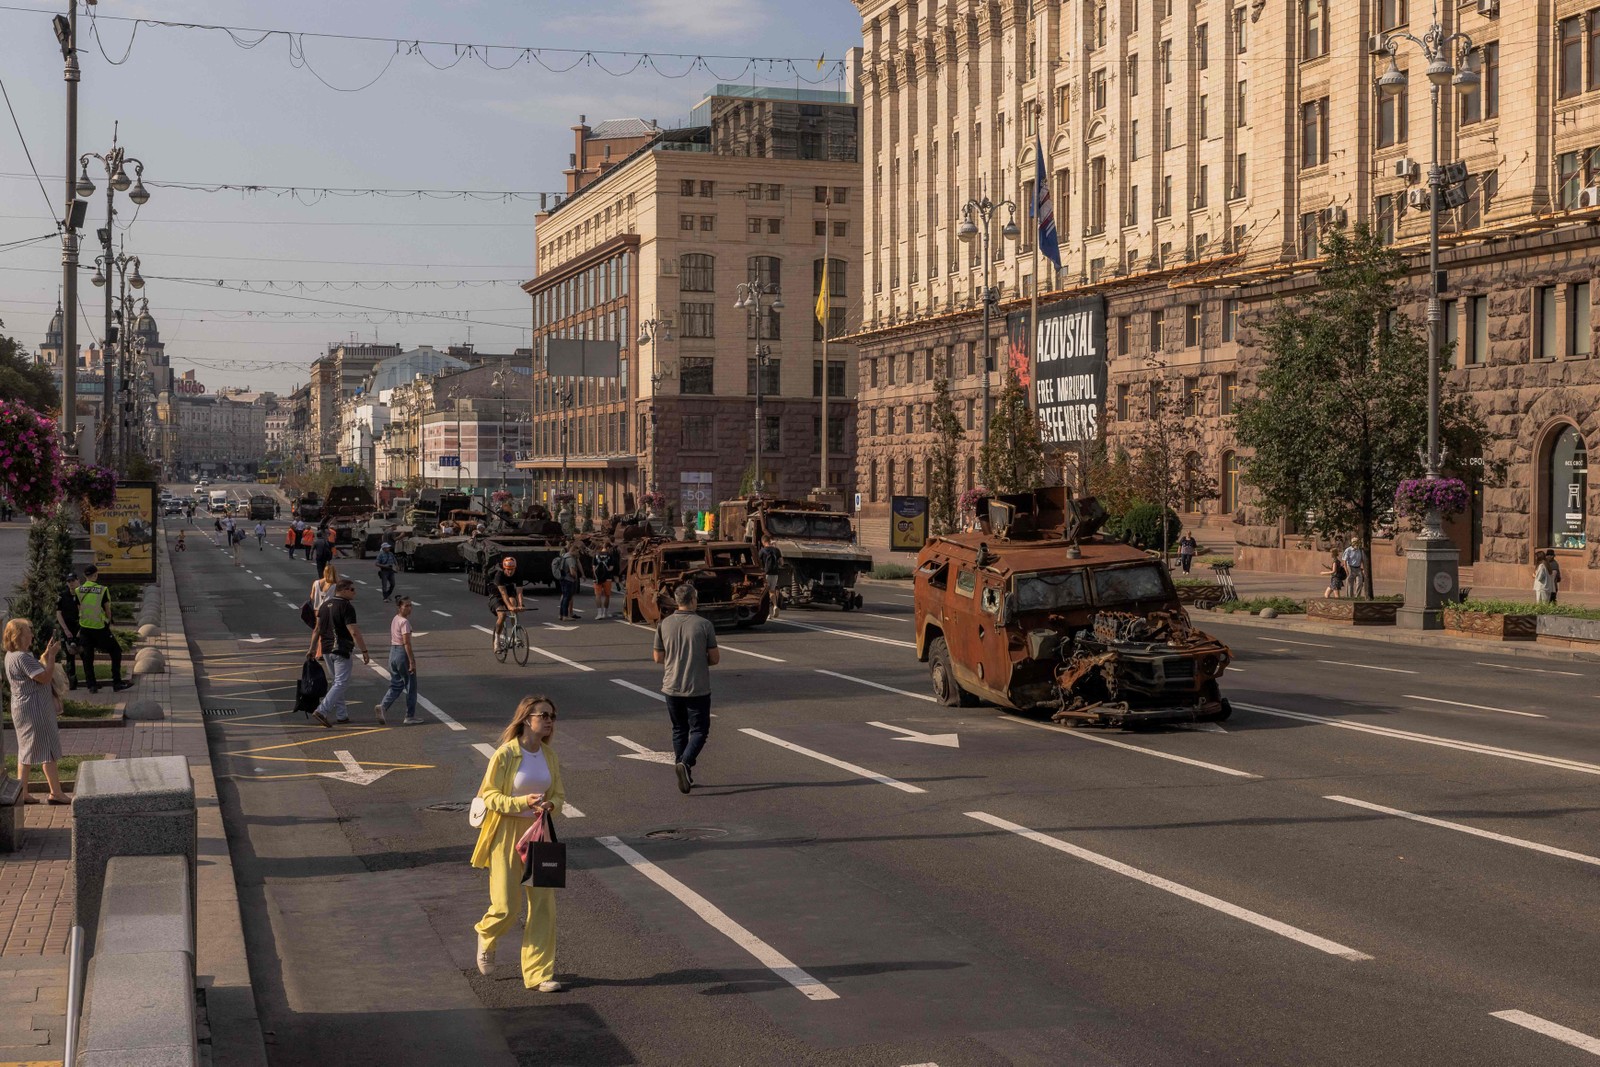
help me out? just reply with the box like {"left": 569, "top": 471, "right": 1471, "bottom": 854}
{"left": 0, "top": 776, "right": 23, "bottom": 852}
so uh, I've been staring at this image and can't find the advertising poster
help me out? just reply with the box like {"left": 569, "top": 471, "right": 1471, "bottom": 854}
{"left": 88, "top": 481, "right": 158, "bottom": 580}
{"left": 1007, "top": 296, "right": 1108, "bottom": 448}
{"left": 890, "top": 495, "right": 929, "bottom": 552}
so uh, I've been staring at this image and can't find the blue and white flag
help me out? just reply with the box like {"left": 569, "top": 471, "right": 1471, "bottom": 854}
{"left": 1034, "top": 137, "right": 1062, "bottom": 271}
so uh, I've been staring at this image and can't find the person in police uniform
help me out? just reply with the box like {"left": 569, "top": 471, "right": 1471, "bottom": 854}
{"left": 75, "top": 565, "right": 133, "bottom": 693}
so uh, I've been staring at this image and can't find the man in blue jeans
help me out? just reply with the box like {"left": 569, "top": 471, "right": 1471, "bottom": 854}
{"left": 307, "top": 577, "right": 372, "bottom": 727}
{"left": 375, "top": 596, "right": 422, "bottom": 725}
{"left": 652, "top": 583, "right": 719, "bottom": 794}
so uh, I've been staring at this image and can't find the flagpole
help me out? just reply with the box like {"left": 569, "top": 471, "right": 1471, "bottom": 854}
{"left": 820, "top": 193, "right": 830, "bottom": 498}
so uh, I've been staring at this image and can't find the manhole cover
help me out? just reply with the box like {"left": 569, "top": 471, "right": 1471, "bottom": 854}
{"left": 645, "top": 827, "right": 729, "bottom": 841}
{"left": 425, "top": 801, "right": 471, "bottom": 813}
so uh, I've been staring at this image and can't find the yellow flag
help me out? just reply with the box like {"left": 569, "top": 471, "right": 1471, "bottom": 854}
{"left": 816, "top": 54, "right": 826, "bottom": 72}
{"left": 815, "top": 259, "right": 829, "bottom": 327}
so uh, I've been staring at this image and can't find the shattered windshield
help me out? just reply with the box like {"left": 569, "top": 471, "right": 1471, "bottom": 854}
{"left": 1091, "top": 563, "right": 1169, "bottom": 606}
{"left": 766, "top": 512, "right": 854, "bottom": 539}
{"left": 1014, "top": 571, "right": 1089, "bottom": 612}
{"left": 662, "top": 550, "right": 708, "bottom": 572}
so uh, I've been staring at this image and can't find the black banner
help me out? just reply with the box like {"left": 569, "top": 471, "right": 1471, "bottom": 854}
{"left": 1008, "top": 297, "right": 1107, "bottom": 448}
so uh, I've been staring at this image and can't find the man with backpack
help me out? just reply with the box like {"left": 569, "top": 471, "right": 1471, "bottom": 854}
{"left": 592, "top": 539, "right": 621, "bottom": 620}
{"left": 758, "top": 536, "right": 784, "bottom": 619}
{"left": 552, "top": 542, "right": 582, "bottom": 621}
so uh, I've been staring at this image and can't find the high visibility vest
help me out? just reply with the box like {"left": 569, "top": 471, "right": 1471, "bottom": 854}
{"left": 77, "top": 581, "right": 110, "bottom": 629}
{"left": 301, "top": 529, "right": 315, "bottom": 546}
{"left": 285, "top": 528, "right": 296, "bottom": 546}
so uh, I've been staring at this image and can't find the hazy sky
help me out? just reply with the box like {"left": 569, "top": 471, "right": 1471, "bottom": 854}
{"left": 0, "top": 0, "right": 861, "bottom": 395}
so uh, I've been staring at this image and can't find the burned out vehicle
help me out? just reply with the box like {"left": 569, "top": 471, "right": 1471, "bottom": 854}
{"left": 322, "top": 486, "right": 378, "bottom": 553}
{"left": 621, "top": 540, "right": 771, "bottom": 629}
{"left": 293, "top": 492, "right": 323, "bottom": 523}
{"left": 914, "top": 487, "right": 1231, "bottom": 727}
{"left": 463, "top": 505, "right": 566, "bottom": 594}
{"left": 720, "top": 497, "right": 872, "bottom": 611}
{"left": 393, "top": 493, "right": 477, "bottom": 572}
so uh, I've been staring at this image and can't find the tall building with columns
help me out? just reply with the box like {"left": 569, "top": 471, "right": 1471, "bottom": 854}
{"left": 853, "top": 0, "right": 1600, "bottom": 594}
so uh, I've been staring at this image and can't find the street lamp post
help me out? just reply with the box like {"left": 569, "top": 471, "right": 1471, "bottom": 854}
{"left": 732, "top": 281, "right": 783, "bottom": 494}
{"left": 957, "top": 196, "right": 1020, "bottom": 447}
{"left": 1377, "top": 20, "right": 1478, "bottom": 630}
{"left": 78, "top": 130, "right": 148, "bottom": 466}
{"left": 89, "top": 247, "right": 143, "bottom": 470}
{"left": 636, "top": 315, "right": 675, "bottom": 496}
{"left": 55, "top": 5, "right": 83, "bottom": 456}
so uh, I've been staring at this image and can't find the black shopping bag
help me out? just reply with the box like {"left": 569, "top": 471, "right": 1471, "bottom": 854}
{"left": 518, "top": 812, "right": 567, "bottom": 889}
{"left": 294, "top": 656, "right": 327, "bottom": 717}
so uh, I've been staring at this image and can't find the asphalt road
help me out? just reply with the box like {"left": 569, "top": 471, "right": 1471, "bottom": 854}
{"left": 168, "top": 490, "right": 1600, "bottom": 1066}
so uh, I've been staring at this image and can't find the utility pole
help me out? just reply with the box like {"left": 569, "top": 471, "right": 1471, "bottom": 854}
{"left": 55, "top": 3, "right": 84, "bottom": 456}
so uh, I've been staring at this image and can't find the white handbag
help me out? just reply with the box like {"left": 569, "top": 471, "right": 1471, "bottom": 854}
{"left": 468, "top": 796, "right": 487, "bottom": 828}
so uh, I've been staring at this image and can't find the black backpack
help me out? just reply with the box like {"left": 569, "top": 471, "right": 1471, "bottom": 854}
{"left": 295, "top": 656, "right": 328, "bottom": 716}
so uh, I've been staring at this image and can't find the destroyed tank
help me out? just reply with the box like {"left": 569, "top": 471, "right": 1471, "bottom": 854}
{"left": 913, "top": 487, "right": 1231, "bottom": 727}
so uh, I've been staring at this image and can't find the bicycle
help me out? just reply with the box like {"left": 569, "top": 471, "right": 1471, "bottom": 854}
{"left": 494, "top": 607, "right": 530, "bottom": 666}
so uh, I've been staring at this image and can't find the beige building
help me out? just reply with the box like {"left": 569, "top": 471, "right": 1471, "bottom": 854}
{"left": 518, "top": 80, "right": 865, "bottom": 524}
{"left": 853, "top": 0, "right": 1600, "bottom": 593}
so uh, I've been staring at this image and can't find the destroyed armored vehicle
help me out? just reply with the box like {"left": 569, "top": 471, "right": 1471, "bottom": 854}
{"left": 913, "top": 487, "right": 1231, "bottom": 727}
{"left": 322, "top": 486, "right": 378, "bottom": 553}
{"left": 621, "top": 540, "right": 771, "bottom": 629}
{"left": 395, "top": 504, "right": 484, "bottom": 572}
{"left": 463, "top": 505, "right": 566, "bottom": 594}
{"left": 719, "top": 496, "right": 871, "bottom": 611}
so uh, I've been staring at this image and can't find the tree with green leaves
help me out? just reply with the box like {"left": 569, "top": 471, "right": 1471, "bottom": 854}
{"left": 928, "top": 375, "right": 963, "bottom": 534}
{"left": 1128, "top": 383, "right": 1217, "bottom": 564}
{"left": 979, "top": 370, "right": 1047, "bottom": 494}
{"left": 1232, "top": 223, "right": 1489, "bottom": 592}
{"left": 0, "top": 321, "right": 60, "bottom": 415}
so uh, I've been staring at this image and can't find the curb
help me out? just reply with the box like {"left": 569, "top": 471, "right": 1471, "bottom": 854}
{"left": 1195, "top": 608, "right": 1600, "bottom": 663}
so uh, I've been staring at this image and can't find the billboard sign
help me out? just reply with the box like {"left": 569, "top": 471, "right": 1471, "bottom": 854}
{"left": 1007, "top": 296, "right": 1107, "bottom": 448}
{"left": 545, "top": 338, "right": 622, "bottom": 378}
{"left": 890, "top": 495, "right": 929, "bottom": 552}
{"left": 87, "top": 481, "right": 158, "bottom": 581}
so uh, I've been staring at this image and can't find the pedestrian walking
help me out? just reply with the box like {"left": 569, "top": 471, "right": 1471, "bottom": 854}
{"left": 592, "top": 540, "right": 620, "bottom": 619}
{"left": 4, "top": 619, "right": 69, "bottom": 805}
{"left": 228, "top": 518, "right": 242, "bottom": 566}
{"left": 254, "top": 521, "right": 267, "bottom": 551}
{"left": 53, "top": 572, "right": 84, "bottom": 690}
{"left": 1545, "top": 550, "right": 1563, "bottom": 604}
{"left": 1178, "top": 532, "right": 1198, "bottom": 575}
{"left": 176, "top": 530, "right": 186, "bottom": 553}
{"left": 1535, "top": 553, "right": 1555, "bottom": 604}
{"left": 1320, "top": 548, "right": 1347, "bottom": 599}
{"left": 1341, "top": 540, "right": 1367, "bottom": 599}
{"left": 306, "top": 577, "right": 372, "bottom": 728}
{"left": 312, "top": 526, "right": 333, "bottom": 573}
{"left": 75, "top": 566, "right": 132, "bottom": 693}
{"left": 758, "top": 536, "right": 784, "bottom": 619}
{"left": 653, "top": 584, "right": 719, "bottom": 794}
{"left": 309, "top": 564, "right": 339, "bottom": 615}
{"left": 284, "top": 524, "right": 298, "bottom": 558}
{"left": 375, "top": 541, "right": 398, "bottom": 601}
{"left": 212, "top": 517, "right": 223, "bottom": 546}
{"left": 186, "top": 502, "right": 196, "bottom": 524}
{"left": 375, "top": 596, "right": 422, "bottom": 725}
{"left": 553, "top": 542, "right": 582, "bottom": 621}
{"left": 299, "top": 524, "right": 315, "bottom": 560}
{"left": 472, "top": 695, "right": 567, "bottom": 992}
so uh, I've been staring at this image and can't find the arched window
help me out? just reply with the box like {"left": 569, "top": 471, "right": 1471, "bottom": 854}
{"left": 886, "top": 457, "right": 896, "bottom": 501}
{"left": 869, "top": 458, "right": 879, "bottom": 502}
{"left": 747, "top": 256, "right": 782, "bottom": 341}
{"left": 1221, "top": 450, "right": 1240, "bottom": 515}
{"left": 680, "top": 254, "right": 715, "bottom": 292}
{"left": 1182, "top": 450, "right": 1203, "bottom": 511}
{"left": 748, "top": 256, "right": 781, "bottom": 289}
{"left": 1544, "top": 424, "right": 1588, "bottom": 549}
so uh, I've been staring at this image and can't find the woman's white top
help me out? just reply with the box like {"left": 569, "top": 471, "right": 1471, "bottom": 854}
{"left": 511, "top": 745, "right": 552, "bottom": 818}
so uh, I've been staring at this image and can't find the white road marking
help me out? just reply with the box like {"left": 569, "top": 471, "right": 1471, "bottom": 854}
{"left": 1477, "top": 661, "right": 1584, "bottom": 678}
{"left": 321, "top": 750, "right": 391, "bottom": 786}
{"left": 739, "top": 728, "right": 927, "bottom": 793}
{"left": 607, "top": 735, "right": 676, "bottom": 764}
{"left": 611, "top": 678, "right": 666, "bottom": 703}
{"left": 365, "top": 661, "right": 465, "bottom": 731}
{"left": 1226, "top": 666, "right": 1246, "bottom": 673}
{"left": 241, "top": 634, "right": 272, "bottom": 644}
{"left": 527, "top": 644, "right": 595, "bottom": 672}
{"left": 889, "top": 594, "right": 915, "bottom": 600}
{"left": 472, "top": 742, "right": 583, "bottom": 816}
{"left": 1490, "top": 1011, "right": 1600, "bottom": 1056}
{"left": 768, "top": 619, "right": 915, "bottom": 649}
{"left": 1236, "top": 702, "right": 1600, "bottom": 776}
{"left": 1324, "top": 796, "right": 1600, "bottom": 867}
{"left": 472, "top": 624, "right": 494, "bottom": 635}
{"left": 1403, "top": 694, "right": 1547, "bottom": 719}
{"left": 719, "top": 644, "right": 786, "bottom": 663}
{"left": 597, "top": 835, "right": 838, "bottom": 1001}
{"left": 965, "top": 811, "right": 1371, "bottom": 961}
{"left": 450, "top": 577, "right": 464, "bottom": 583}
{"left": 1000, "top": 715, "right": 1260, "bottom": 779}
{"left": 471, "top": 742, "right": 497, "bottom": 759}
{"left": 817, "top": 668, "right": 935, "bottom": 703}
{"left": 431, "top": 609, "right": 452, "bottom": 617}
{"left": 273, "top": 591, "right": 283, "bottom": 597}
{"left": 1316, "top": 659, "right": 1417, "bottom": 675}
{"left": 863, "top": 613, "right": 907, "bottom": 623}
{"left": 356, "top": 579, "right": 369, "bottom": 585}
{"left": 867, "top": 721, "right": 959, "bottom": 747}
{"left": 262, "top": 584, "right": 272, "bottom": 590}
{"left": 1268, "top": 638, "right": 1334, "bottom": 649}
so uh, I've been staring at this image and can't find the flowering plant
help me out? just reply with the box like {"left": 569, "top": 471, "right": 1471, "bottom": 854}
{"left": 1393, "top": 476, "right": 1470, "bottom": 527}
{"left": 62, "top": 462, "right": 118, "bottom": 510}
{"left": 552, "top": 491, "right": 576, "bottom": 506}
{"left": 641, "top": 491, "right": 668, "bottom": 509}
{"left": 957, "top": 486, "right": 990, "bottom": 516}
{"left": 490, "top": 490, "right": 514, "bottom": 505}
{"left": 0, "top": 400, "right": 63, "bottom": 517}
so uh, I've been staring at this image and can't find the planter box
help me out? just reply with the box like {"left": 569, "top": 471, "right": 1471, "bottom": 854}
{"left": 1442, "top": 607, "right": 1537, "bottom": 641}
{"left": 1175, "top": 583, "right": 1223, "bottom": 606}
{"left": 1307, "top": 599, "right": 1399, "bottom": 626}
{"left": 1535, "top": 615, "right": 1600, "bottom": 649}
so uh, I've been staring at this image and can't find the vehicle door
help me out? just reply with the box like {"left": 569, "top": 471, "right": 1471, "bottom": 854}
{"left": 974, "top": 572, "right": 1015, "bottom": 696}
{"left": 943, "top": 563, "right": 988, "bottom": 696}
{"left": 914, "top": 556, "right": 949, "bottom": 657}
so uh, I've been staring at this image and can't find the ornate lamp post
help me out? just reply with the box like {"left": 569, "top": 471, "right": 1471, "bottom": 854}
{"left": 957, "top": 196, "right": 1019, "bottom": 447}
{"left": 636, "top": 315, "right": 675, "bottom": 496}
{"left": 78, "top": 130, "right": 148, "bottom": 465}
{"left": 732, "top": 281, "right": 783, "bottom": 493}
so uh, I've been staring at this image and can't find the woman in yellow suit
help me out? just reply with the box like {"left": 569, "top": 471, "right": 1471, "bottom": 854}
{"left": 471, "top": 694, "right": 567, "bottom": 992}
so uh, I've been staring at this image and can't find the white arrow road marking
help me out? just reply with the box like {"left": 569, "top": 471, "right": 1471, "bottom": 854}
{"left": 365, "top": 661, "right": 465, "bottom": 731}
{"left": 597, "top": 835, "right": 838, "bottom": 1001}
{"left": 608, "top": 735, "right": 676, "bottom": 764}
{"left": 1403, "top": 694, "right": 1546, "bottom": 719}
{"left": 739, "top": 729, "right": 926, "bottom": 793}
{"left": 867, "top": 721, "right": 960, "bottom": 748}
{"left": 273, "top": 592, "right": 283, "bottom": 597}
{"left": 1000, "top": 715, "right": 1259, "bottom": 778}
{"left": 965, "top": 811, "right": 1372, "bottom": 961}
{"left": 242, "top": 634, "right": 273, "bottom": 644}
{"left": 1324, "top": 796, "right": 1600, "bottom": 867}
{"left": 320, "top": 750, "right": 392, "bottom": 786}
{"left": 818, "top": 669, "right": 934, "bottom": 703}
{"left": 472, "top": 742, "right": 583, "bottom": 816}
{"left": 1491, "top": 1011, "right": 1600, "bottom": 1056}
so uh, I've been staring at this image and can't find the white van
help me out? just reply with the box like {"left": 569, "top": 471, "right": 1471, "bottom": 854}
{"left": 209, "top": 490, "right": 229, "bottom": 514}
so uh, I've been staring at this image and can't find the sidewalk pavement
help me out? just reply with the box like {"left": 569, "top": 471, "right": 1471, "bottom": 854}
{"left": 0, "top": 521, "right": 267, "bottom": 1067}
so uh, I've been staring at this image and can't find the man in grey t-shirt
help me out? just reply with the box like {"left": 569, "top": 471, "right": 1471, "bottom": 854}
{"left": 652, "top": 583, "right": 720, "bottom": 794}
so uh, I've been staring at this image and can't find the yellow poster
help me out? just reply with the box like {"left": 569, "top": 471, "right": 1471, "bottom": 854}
{"left": 88, "top": 483, "right": 157, "bottom": 579}
{"left": 889, "top": 495, "right": 929, "bottom": 553}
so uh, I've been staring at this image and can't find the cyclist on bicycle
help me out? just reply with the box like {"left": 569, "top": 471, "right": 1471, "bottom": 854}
{"left": 490, "top": 556, "right": 527, "bottom": 650}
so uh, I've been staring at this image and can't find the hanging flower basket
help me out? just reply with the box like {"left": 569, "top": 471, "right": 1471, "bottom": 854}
{"left": 552, "top": 492, "right": 575, "bottom": 506}
{"left": 641, "top": 491, "right": 669, "bottom": 510}
{"left": 0, "top": 401, "right": 63, "bottom": 517}
{"left": 490, "top": 490, "right": 514, "bottom": 505}
{"left": 62, "top": 462, "right": 119, "bottom": 510}
{"left": 957, "top": 486, "right": 990, "bottom": 516}
{"left": 1393, "top": 477, "right": 1470, "bottom": 529}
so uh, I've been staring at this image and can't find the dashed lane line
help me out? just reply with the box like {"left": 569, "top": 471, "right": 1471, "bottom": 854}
{"left": 596, "top": 835, "right": 839, "bottom": 1001}
{"left": 718, "top": 644, "right": 786, "bottom": 663}
{"left": 611, "top": 678, "right": 665, "bottom": 703}
{"left": 739, "top": 728, "right": 927, "bottom": 794}
{"left": 965, "top": 811, "right": 1372, "bottom": 962}
{"left": 1403, "top": 694, "right": 1546, "bottom": 719}
{"left": 1490, "top": 1011, "right": 1600, "bottom": 1056}
{"left": 766, "top": 619, "right": 916, "bottom": 649}
{"left": 1324, "top": 796, "right": 1600, "bottom": 868}
{"left": 1236, "top": 702, "right": 1600, "bottom": 777}
{"left": 1268, "top": 638, "right": 1335, "bottom": 649}
{"left": 1000, "top": 715, "right": 1260, "bottom": 779}
{"left": 816, "top": 669, "right": 935, "bottom": 703}
{"left": 472, "top": 741, "right": 584, "bottom": 816}
{"left": 365, "top": 661, "right": 465, "bottom": 731}
{"left": 862, "top": 613, "right": 908, "bottom": 623}
{"left": 1477, "top": 661, "right": 1584, "bottom": 678}
{"left": 432, "top": 610, "right": 452, "bottom": 618}
{"left": 469, "top": 624, "right": 594, "bottom": 671}
{"left": 1316, "top": 659, "right": 1417, "bottom": 675}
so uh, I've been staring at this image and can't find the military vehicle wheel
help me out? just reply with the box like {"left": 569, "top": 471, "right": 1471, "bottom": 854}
{"left": 1203, "top": 698, "right": 1233, "bottom": 723}
{"left": 851, "top": 593, "right": 864, "bottom": 610}
{"left": 624, "top": 599, "right": 641, "bottom": 624}
{"left": 929, "top": 637, "right": 975, "bottom": 707}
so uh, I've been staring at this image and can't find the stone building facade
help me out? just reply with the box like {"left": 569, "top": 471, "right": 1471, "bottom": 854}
{"left": 853, "top": 0, "right": 1600, "bottom": 593}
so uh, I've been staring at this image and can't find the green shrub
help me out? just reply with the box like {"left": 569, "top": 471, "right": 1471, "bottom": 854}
{"left": 1174, "top": 577, "right": 1220, "bottom": 589}
{"left": 871, "top": 563, "right": 915, "bottom": 580}
{"left": 1197, "top": 555, "right": 1234, "bottom": 568}
{"left": 1446, "top": 598, "right": 1600, "bottom": 621}
{"left": 1212, "top": 596, "right": 1306, "bottom": 615}
{"left": 113, "top": 629, "right": 140, "bottom": 651}
{"left": 1107, "top": 503, "right": 1181, "bottom": 550}
{"left": 5, "top": 753, "right": 106, "bottom": 782}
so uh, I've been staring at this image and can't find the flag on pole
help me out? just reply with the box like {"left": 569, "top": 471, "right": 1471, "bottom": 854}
{"left": 1034, "top": 137, "right": 1062, "bottom": 271}
{"left": 816, "top": 54, "right": 826, "bottom": 73}
{"left": 815, "top": 259, "right": 829, "bottom": 328}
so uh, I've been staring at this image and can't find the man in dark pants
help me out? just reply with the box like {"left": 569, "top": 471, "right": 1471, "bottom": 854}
{"left": 652, "top": 583, "right": 719, "bottom": 794}
{"left": 54, "top": 572, "right": 85, "bottom": 690}
{"left": 313, "top": 526, "right": 334, "bottom": 572}
{"left": 75, "top": 565, "right": 133, "bottom": 693}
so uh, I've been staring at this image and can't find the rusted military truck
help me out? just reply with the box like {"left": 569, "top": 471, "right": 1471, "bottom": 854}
{"left": 913, "top": 487, "right": 1232, "bottom": 727}
{"left": 621, "top": 540, "right": 771, "bottom": 629}
{"left": 718, "top": 496, "right": 871, "bottom": 611}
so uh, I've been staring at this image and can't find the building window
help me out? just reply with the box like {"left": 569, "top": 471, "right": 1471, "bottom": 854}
{"left": 1150, "top": 309, "right": 1165, "bottom": 352}
{"left": 1195, "top": 166, "right": 1209, "bottom": 209}
{"left": 1089, "top": 157, "right": 1107, "bottom": 234}
{"left": 1236, "top": 80, "right": 1248, "bottom": 127}
{"left": 699, "top": 215, "right": 715, "bottom": 231}
{"left": 1163, "top": 108, "right": 1173, "bottom": 151}
{"left": 812, "top": 415, "right": 845, "bottom": 454}
{"left": 1233, "top": 6, "right": 1248, "bottom": 53}
{"left": 1562, "top": 16, "right": 1584, "bottom": 99}
{"left": 749, "top": 255, "right": 781, "bottom": 290}
{"left": 1536, "top": 285, "right": 1559, "bottom": 359}
{"left": 679, "top": 253, "right": 714, "bottom": 292}
{"left": 1559, "top": 151, "right": 1585, "bottom": 210}
{"left": 812, "top": 359, "right": 847, "bottom": 397}
{"left": 1377, "top": 80, "right": 1408, "bottom": 147}
{"left": 1117, "top": 315, "right": 1132, "bottom": 356}
{"left": 1148, "top": 378, "right": 1163, "bottom": 418}
{"left": 1128, "top": 55, "right": 1140, "bottom": 98}
{"left": 1544, "top": 425, "right": 1589, "bottom": 549}
{"left": 1443, "top": 299, "right": 1459, "bottom": 364}
{"left": 1183, "top": 376, "right": 1202, "bottom": 416}
{"left": 1159, "top": 175, "right": 1172, "bottom": 218}
{"left": 1160, "top": 39, "right": 1172, "bottom": 84}
{"left": 680, "top": 214, "right": 695, "bottom": 231}
{"left": 1127, "top": 185, "right": 1140, "bottom": 225}
{"left": 1116, "top": 382, "right": 1130, "bottom": 421}
{"left": 1198, "top": 96, "right": 1210, "bottom": 140}
{"left": 1570, "top": 282, "right": 1592, "bottom": 357}
{"left": 1461, "top": 43, "right": 1498, "bottom": 124}
{"left": 680, "top": 179, "right": 695, "bottom": 197}
{"left": 1221, "top": 451, "right": 1240, "bottom": 513}
{"left": 1232, "top": 153, "right": 1247, "bottom": 199}
{"left": 679, "top": 302, "right": 715, "bottom": 339}
{"left": 1468, "top": 295, "right": 1489, "bottom": 365}
{"left": 761, "top": 415, "right": 781, "bottom": 452}
{"left": 1302, "top": 0, "right": 1327, "bottom": 60}
{"left": 1220, "top": 372, "right": 1237, "bottom": 414}
{"left": 1379, "top": 0, "right": 1407, "bottom": 31}
{"left": 1300, "top": 98, "right": 1329, "bottom": 167}
{"left": 1376, "top": 194, "right": 1397, "bottom": 245}
{"left": 1184, "top": 305, "right": 1201, "bottom": 347}
{"left": 1091, "top": 69, "right": 1108, "bottom": 112}
{"left": 832, "top": 187, "right": 849, "bottom": 204}
{"left": 1131, "top": 120, "right": 1140, "bottom": 160}
{"left": 747, "top": 306, "right": 781, "bottom": 341}
{"left": 1197, "top": 24, "right": 1209, "bottom": 69}
{"left": 679, "top": 356, "right": 714, "bottom": 395}
{"left": 1299, "top": 212, "right": 1320, "bottom": 259}
{"left": 1222, "top": 299, "right": 1238, "bottom": 342}
{"left": 767, "top": 218, "right": 782, "bottom": 234}
{"left": 747, "top": 358, "right": 782, "bottom": 395}
{"left": 748, "top": 217, "right": 763, "bottom": 235}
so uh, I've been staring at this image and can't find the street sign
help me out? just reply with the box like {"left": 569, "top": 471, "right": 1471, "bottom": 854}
{"left": 440, "top": 455, "right": 460, "bottom": 468}
{"left": 338, "top": 466, "right": 353, "bottom": 474}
